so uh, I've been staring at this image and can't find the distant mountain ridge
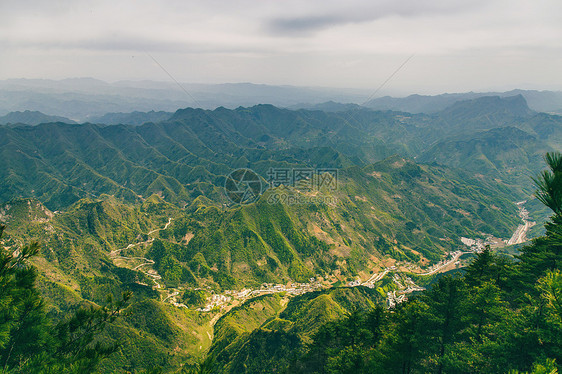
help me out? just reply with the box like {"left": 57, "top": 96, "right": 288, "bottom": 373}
{"left": 2, "top": 78, "right": 562, "bottom": 120}
{"left": 1, "top": 96, "right": 560, "bottom": 210}
{"left": 364, "top": 89, "right": 562, "bottom": 114}
{"left": 89, "top": 110, "right": 173, "bottom": 126}
{"left": 0, "top": 78, "right": 368, "bottom": 121}
{"left": 288, "top": 101, "right": 364, "bottom": 112}
{"left": 0, "top": 110, "right": 76, "bottom": 125}
{"left": 439, "top": 94, "right": 534, "bottom": 119}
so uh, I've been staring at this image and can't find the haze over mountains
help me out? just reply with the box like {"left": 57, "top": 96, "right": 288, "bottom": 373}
{"left": 1, "top": 78, "right": 562, "bottom": 122}
{"left": 365, "top": 89, "right": 562, "bottom": 114}
{"left": 0, "top": 78, "right": 367, "bottom": 120}
{"left": 2, "top": 94, "right": 558, "bottom": 204}
{"left": 0, "top": 110, "right": 76, "bottom": 126}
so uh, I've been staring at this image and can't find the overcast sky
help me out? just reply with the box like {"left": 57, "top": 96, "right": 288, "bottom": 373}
{"left": 0, "top": 0, "right": 561, "bottom": 95}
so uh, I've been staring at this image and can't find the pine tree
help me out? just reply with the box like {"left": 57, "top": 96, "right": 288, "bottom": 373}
{"left": 0, "top": 225, "right": 49, "bottom": 370}
{"left": 0, "top": 224, "right": 131, "bottom": 373}
{"left": 533, "top": 152, "right": 562, "bottom": 215}
{"left": 421, "top": 276, "right": 466, "bottom": 374}
{"left": 378, "top": 300, "right": 429, "bottom": 374}
{"left": 514, "top": 152, "right": 562, "bottom": 300}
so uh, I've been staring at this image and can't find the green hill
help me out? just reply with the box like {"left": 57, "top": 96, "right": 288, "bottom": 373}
{"left": 208, "top": 287, "right": 381, "bottom": 373}
{"left": 419, "top": 126, "right": 551, "bottom": 194}
{"left": 0, "top": 110, "right": 76, "bottom": 125}
{"left": 0, "top": 100, "right": 555, "bottom": 372}
{"left": 89, "top": 110, "right": 173, "bottom": 126}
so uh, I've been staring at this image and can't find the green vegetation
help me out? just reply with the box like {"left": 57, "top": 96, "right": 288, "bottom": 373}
{"left": 1, "top": 97, "right": 560, "bottom": 212}
{"left": 204, "top": 152, "right": 562, "bottom": 373}
{"left": 206, "top": 287, "right": 382, "bottom": 374}
{"left": 0, "top": 224, "right": 131, "bottom": 372}
{"left": 0, "top": 196, "right": 215, "bottom": 372}
{"left": 1, "top": 99, "right": 559, "bottom": 372}
{"left": 283, "top": 243, "right": 562, "bottom": 373}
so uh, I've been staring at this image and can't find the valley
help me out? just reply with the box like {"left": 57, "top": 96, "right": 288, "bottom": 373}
{"left": 101, "top": 199, "right": 528, "bottom": 323}
{"left": 0, "top": 94, "right": 560, "bottom": 373}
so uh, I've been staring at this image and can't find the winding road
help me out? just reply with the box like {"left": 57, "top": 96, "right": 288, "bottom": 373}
{"left": 108, "top": 199, "right": 533, "bottom": 314}
{"left": 109, "top": 218, "right": 172, "bottom": 290}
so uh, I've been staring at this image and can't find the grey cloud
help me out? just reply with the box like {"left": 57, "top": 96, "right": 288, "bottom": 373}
{"left": 0, "top": 0, "right": 560, "bottom": 93}
{"left": 0, "top": 35, "right": 273, "bottom": 56}
{"left": 0, "top": 37, "right": 180, "bottom": 53}
{"left": 266, "top": 14, "right": 373, "bottom": 35}
{"left": 264, "top": 0, "right": 485, "bottom": 36}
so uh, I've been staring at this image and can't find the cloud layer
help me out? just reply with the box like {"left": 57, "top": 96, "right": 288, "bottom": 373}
{"left": 0, "top": 0, "right": 560, "bottom": 93}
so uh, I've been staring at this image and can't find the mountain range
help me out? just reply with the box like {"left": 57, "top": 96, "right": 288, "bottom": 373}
{"left": 364, "top": 89, "right": 562, "bottom": 114}
{"left": 0, "top": 110, "right": 76, "bottom": 126}
{"left": 1, "top": 91, "right": 560, "bottom": 372}
{"left": 1, "top": 94, "right": 560, "bottom": 209}
{"left": 1, "top": 78, "right": 562, "bottom": 121}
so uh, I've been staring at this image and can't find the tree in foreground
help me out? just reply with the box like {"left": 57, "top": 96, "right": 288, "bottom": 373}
{"left": 0, "top": 224, "right": 131, "bottom": 373}
{"left": 290, "top": 152, "right": 562, "bottom": 374}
